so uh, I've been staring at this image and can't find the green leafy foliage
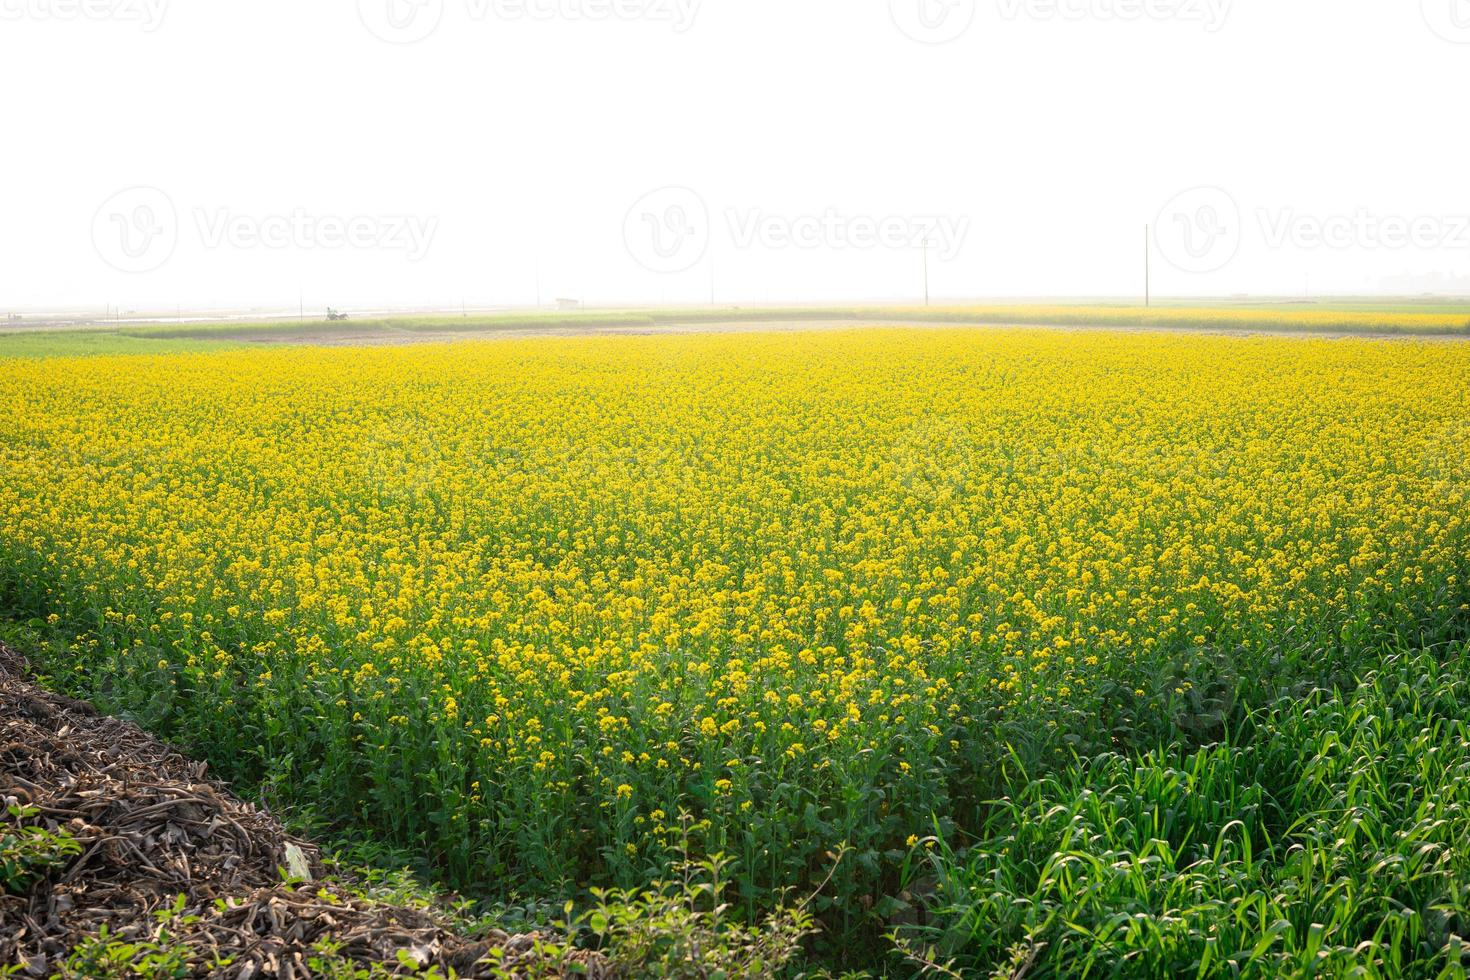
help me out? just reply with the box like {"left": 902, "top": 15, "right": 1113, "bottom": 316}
{"left": 579, "top": 848, "right": 817, "bottom": 979}
{"left": 1, "top": 804, "right": 81, "bottom": 895}
{"left": 905, "top": 641, "right": 1470, "bottom": 978}
{"left": 55, "top": 897, "right": 233, "bottom": 979}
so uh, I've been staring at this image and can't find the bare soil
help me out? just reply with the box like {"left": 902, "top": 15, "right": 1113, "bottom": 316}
{"left": 236, "top": 318, "right": 1470, "bottom": 348}
{"left": 0, "top": 644, "right": 605, "bottom": 978}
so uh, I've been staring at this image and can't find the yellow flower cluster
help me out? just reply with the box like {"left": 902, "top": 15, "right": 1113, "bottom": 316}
{"left": 0, "top": 327, "right": 1466, "bottom": 895}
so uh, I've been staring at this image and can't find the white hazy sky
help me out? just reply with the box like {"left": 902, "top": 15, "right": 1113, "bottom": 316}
{"left": 2, "top": 0, "right": 1468, "bottom": 312}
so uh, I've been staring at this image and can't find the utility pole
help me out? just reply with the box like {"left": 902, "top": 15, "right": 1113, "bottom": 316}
{"left": 1144, "top": 225, "right": 1150, "bottom": 308}
{"left": 923, "top": 240, "right": 931, "bottom": 307}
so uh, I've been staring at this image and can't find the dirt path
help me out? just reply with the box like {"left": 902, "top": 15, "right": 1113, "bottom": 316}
{"left": 0, "top": 644, "right": 603, "bottom": 979}
{"left": 234, "top": 318, "right": 1470, "bottom": 348}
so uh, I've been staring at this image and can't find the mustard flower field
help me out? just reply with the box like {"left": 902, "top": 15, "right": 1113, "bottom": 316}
{"left": 3, "top": 327, "right": 1469, "bottom": 973}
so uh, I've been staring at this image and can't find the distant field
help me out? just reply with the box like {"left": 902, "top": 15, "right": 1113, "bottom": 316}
{"left": 5, "top": 301, "right": 1468, "bottom": 359}
{"left": 118, "top": 303, "right": 1470, "bottom": 338}
{"left": 0, "top": 330, "right": 241, "bottom": 359}
{"left": 892, "top": 303, "right": 1470, "bottom": 334}
{"left": 116, "top": 311, "right": 656, "bottom": 340}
